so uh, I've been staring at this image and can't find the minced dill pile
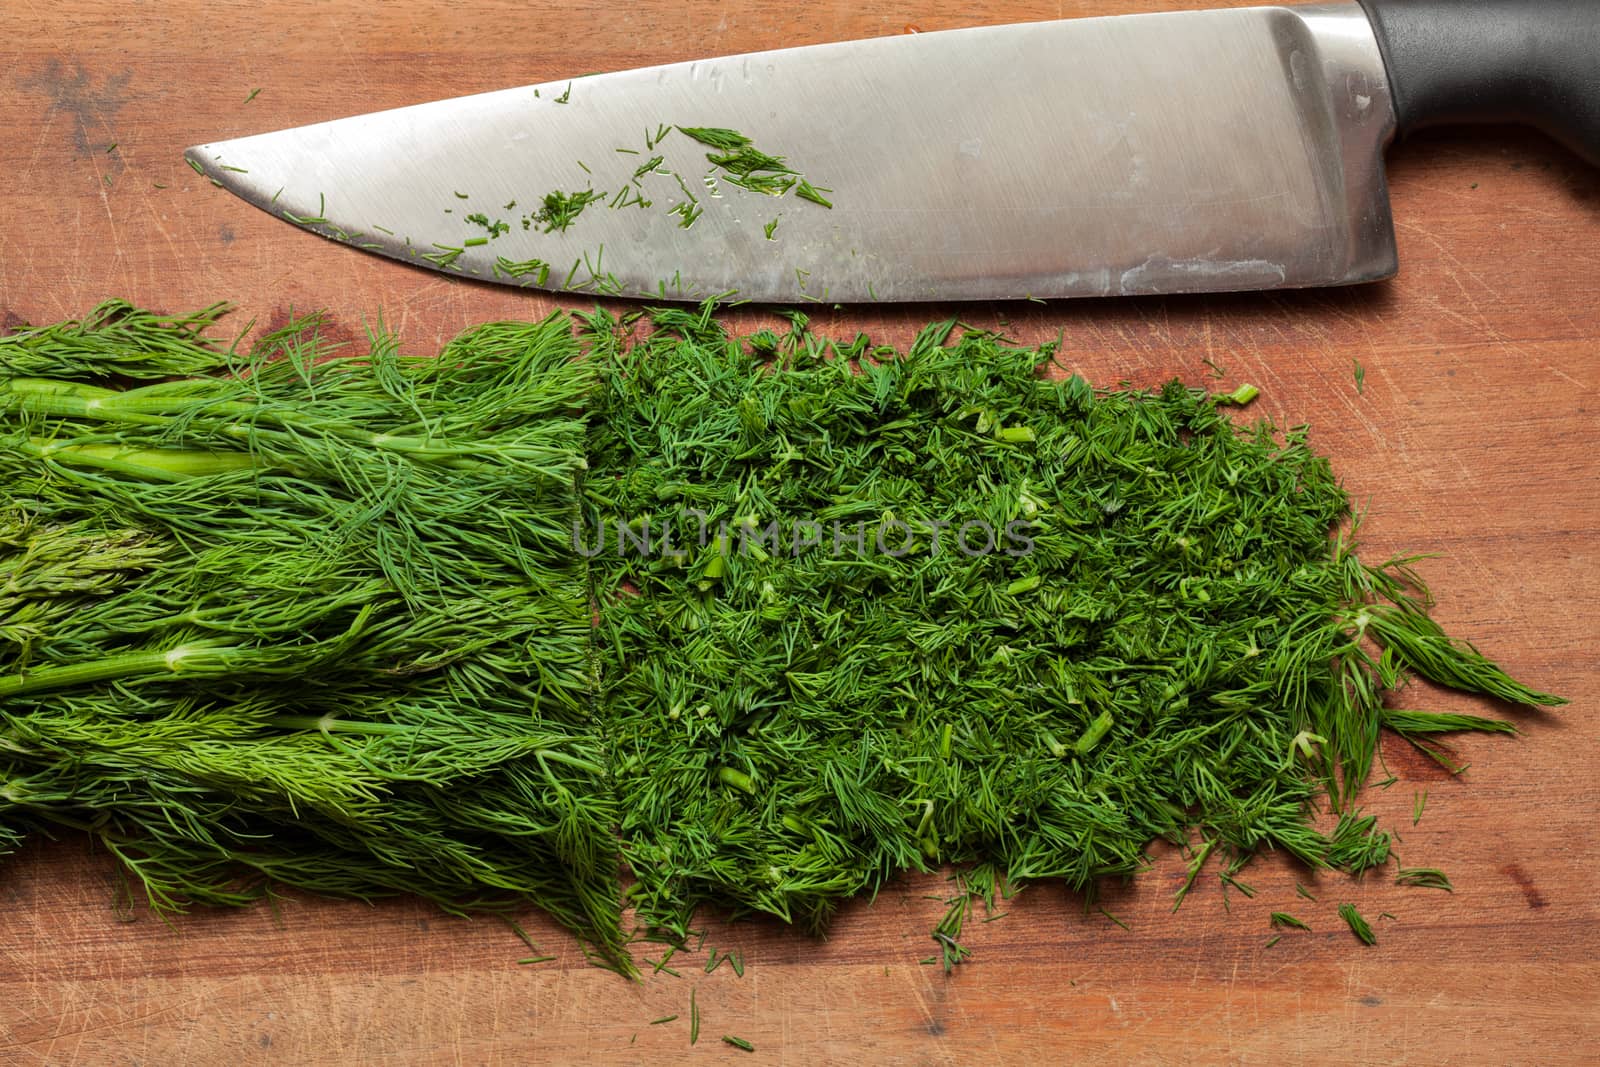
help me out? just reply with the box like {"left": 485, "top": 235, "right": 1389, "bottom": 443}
{"left": 0, "top": 301, "right": 1562, "bottom": 969}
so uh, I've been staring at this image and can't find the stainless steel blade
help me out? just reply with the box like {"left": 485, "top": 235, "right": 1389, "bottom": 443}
{"left": 185, "top": 2, "right": 1397, "bottom": 303}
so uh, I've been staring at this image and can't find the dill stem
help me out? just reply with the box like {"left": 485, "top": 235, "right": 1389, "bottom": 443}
{"left": 268, "top": 715, "right": 417, "bottom": 736}
{"left": 20, "top": 439, "right": 259, "bottom": 481}
{"left": 12, "top": 384, "right": 519, "bottom": 470}
{"left": 0, "top": 644, "right": 235, "bottom": 699}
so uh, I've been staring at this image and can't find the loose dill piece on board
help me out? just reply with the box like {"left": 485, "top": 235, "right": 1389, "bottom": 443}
{"left": 1098, "top": 908, "right": 1131, "bottom": 931}
{"left": 723, "top": 1036, "right": 756, "bottom": 1052}
{"left": 1173, "top": 839, "right": 1216, "bottom": 912}
{"left": 1270, "top": 913, "right": 1311, "bottom": 930}
{"left": 1395, "top": 868, "right": 1454, "bottom": 892}
{"left": 1339, "top": 904, "right": 1378, "bottom": 945}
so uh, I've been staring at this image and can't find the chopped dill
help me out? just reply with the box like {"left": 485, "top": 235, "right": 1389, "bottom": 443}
{"left": 535, "top": 188, "right": 603, "bottom": 233}
{"left": 795, "top": 179, "right": 833, "bottom": 208}
{"left": 421, "top": 243, "right": 464, "bottom": 269}
{"left": 465, "top": 213, "right": 510, "bottom": 239}
{"left": 676, "top": 126, "right": 751, "bottom": 152}
{"left": 494, "top": 256, "right": 551, "bottom": 285}
{"left": 1339, "top": 904, "right": 1377, "bottom": 945}
{"left": 1395, "top": 867, "right": 1454, "bottom": 892}
{"left": 1270, "top": 913, "right": 1311, "bottom": 930}
{"left": 1098, "top": 908, "right": 1130, "bottom": 931}
{"left": 632, "top": 155, "right": 665, "bottom": 181}
{"left": 669, "top": 201, "right": 703, "bottom": 229}
{"left": 1173, "top": 838, "right": 1216, "bottom": 912}
{"left": 723, "top": 1036, "right": 755, "bottom": 1052}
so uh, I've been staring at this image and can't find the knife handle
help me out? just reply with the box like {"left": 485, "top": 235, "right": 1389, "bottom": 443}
{"left": 1357, "top": 0, "right": 1600, "bottom": 165}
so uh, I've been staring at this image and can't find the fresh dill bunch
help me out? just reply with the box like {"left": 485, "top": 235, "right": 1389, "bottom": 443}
{"left": 1, "top": 305, "right": 626, "bottom": 966}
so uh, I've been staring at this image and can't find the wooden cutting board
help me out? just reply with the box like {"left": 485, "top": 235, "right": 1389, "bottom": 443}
{"left": 1, "top": 1, "right": 1596, "bottom": 1062}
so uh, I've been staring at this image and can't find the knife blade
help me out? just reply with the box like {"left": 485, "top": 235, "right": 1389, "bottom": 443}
{"left": 185, "top": 0, "right": 1599, "bottom": 304}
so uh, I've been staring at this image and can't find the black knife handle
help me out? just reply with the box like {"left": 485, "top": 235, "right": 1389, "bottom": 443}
{"left": 1357, "top": 0, "right": 1600, "bottom": 164}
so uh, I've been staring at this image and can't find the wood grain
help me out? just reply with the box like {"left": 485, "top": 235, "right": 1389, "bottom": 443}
{"left": 1, "top": 1, "right": 1596, "bottom": 1062}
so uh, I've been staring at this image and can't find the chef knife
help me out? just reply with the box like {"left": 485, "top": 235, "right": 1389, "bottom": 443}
{"left": 186, "top": 0, "right": 1599, "bottom": 303}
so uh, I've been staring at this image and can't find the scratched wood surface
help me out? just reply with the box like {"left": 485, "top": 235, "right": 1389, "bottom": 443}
{"left": 1, "top": 1, "right": 1597, "bottom": 1062}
